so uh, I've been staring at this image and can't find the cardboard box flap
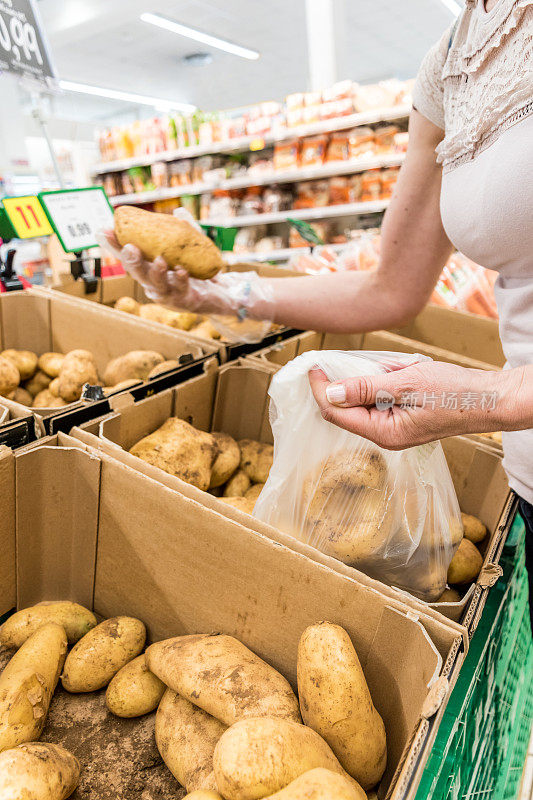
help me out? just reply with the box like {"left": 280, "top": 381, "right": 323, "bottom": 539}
{"left": 16, "top": 445, "right": 101, "bottom": 609}
{"left": 213, "top": 363, "right": 273, "bottom": 442}
{"left": 362, "top": 331, "right": 495, "bottom": 371}
{"left": 0, "top": 447, "right": 16, "bottom": 618}
{"left": 0, "top": 291, "right": 52, "bottom": 353}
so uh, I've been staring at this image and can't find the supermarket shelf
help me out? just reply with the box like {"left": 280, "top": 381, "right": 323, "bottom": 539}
{"left": 92, "top": 104, "right": 411, "bottom": 175}
{"left": 109, "top": 152, "right": 405, "bottom": 206}
{"left": 202, "top": 199, "right": 389, "bottom": 228}
{"left": 222, "top": 241, "right": 349, "bottom": 264}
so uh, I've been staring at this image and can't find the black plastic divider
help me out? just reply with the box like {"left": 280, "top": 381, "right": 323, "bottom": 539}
{"left": 224, "top": 327, "right": 302, "bottom": 361}
{"left": 45, "top": 353, "right": 214, "bottom": 435}
{"left": 0, "top": 417, "right": 37, "bottom": 449}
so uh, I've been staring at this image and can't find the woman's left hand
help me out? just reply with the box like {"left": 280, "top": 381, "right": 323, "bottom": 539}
{"left": 309, "top": 360, "right": 519, "bottom": 450}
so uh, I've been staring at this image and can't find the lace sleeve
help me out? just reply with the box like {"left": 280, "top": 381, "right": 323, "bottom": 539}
{"left": 412, "top": 26, "right": 452, "bottom": 130}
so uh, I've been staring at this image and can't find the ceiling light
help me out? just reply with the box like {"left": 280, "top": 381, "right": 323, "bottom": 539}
{"left": 439, "top": 0, "right": 462, "bottom": 15}
{"left": 58, "top": 80, "right": 196, "bottom": 113}
{"left": 140, "top": 12, "right": 260, "bottom": 60}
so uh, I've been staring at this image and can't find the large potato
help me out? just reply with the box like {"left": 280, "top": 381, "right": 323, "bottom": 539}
{"left": 447, "top": 539, "right": 483, "bottom": 585}
{"left": 24, "top": 370, "right": 51, "bottom": 397}
{"left": 114, "top": 205, "right": 223, "bottom": 279}
{"left": 155, "top": 689, "right": 226, "bottom": 792}
{"left": 264, "top": 768, "right": 367, "bottom": 800}
{"left": 461, "top": 512, "right": 487, "bottom": 544}
{"left": 210, "top": 432, "right": 241, "bottom": 489}
{"left": 147, "top": 359, "right": 181, "bottom": 379}
{"left": 239, "top": 440, "right": 273, "bottom": 484}
{"left": 218, "top": 496, "right": 255, "bottom": 515}
{"left": 213, "top": 717, "right": 361, "bottom": 800}
{"left": 57, "top": 351, "right": 98, "bottom": 402}
{"left": 62, "top": 616, "right": 146, "bottom": 693}
{"left": 0, "top": 623, "right": 67, "bottom": 752}
{"left": 103, "top": 350, "right": 164, "bottom": 385}
{"left": 38, "top": 353, "right": 64, "bottom": 378}
{"left": 130, "top": 417, "right": 217, "bottom": 491}
{"left": 223, "top": 470, "right": 251, "bottom": 497}
{"left": 297, "top": 623, "right": 386, "bottom": 790}
{"left": 114, "top": 296, "right": 141, "bottom": 315}
{"left": 7, "top": 387, "right": 33, "bottom": 406}
{"left": 105, "top": 655, "right": 165, "bottom": 717}
{"left": 245, "top": 484, "right": 265, "bottom": 503}
{"left": 139, "top": 303, "right": 197, "bottom": 330}
{"left": 0, "top": 742, "right": 80, "bottom": 800}
{"left": 48, "top": 378, "right": 60, "bottom": 397}
{"left": 436, "top": 588, "right": 461, "bottom": 603}
{"left": 0, "top": 355, "right": 19, "bottom": 396}
{"left": 191, "top": 320, "right": 222, "bottom": 340}
{"left": 1, "top": 350, "right": 37, "bottom": 381}
{"left": 32, "top": 390, "right": 68, "bottom": 409}
{"left": 183, "top": 793, "right": 223, "bottom": 800}
{"left": 146, "top": 633, "right": 301, "bottom": 726}
{"left": 0, "top": 602, "right": 97, "bottom": 648}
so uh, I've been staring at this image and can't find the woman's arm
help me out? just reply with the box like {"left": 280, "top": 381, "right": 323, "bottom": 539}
{"left": 112, "top": 111, "right": 452, "bottom": 334}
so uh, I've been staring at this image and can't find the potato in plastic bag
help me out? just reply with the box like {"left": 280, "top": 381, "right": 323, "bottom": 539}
{"left": 254, "top": 350, "right": 463, "bottom": 602}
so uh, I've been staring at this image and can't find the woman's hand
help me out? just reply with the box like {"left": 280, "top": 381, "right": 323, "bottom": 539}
{"left": 309, "top": 360, "right": 523, "bottom": 450}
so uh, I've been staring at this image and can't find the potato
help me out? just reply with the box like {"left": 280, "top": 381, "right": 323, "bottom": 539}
{"left": 0, "top": 355, "right": 19, "bottom": 396}
{"left": 461, "top": 512, "right": 487, "bottom": 544}
{"left": 24, "top": 370, "right": 51, "bottom": 397}
{"left": 192, "top": 320, "right": 222, "bottom": 340}
{"left": 219, "top": 496, "right": 256, "bottom": 515}
{"left": 32, "top": 390, "right": 69, "bottom": 409}
{"left": 105, "top": 654, "right": 165, "bottom": 717}
{"left": 1, "top": 350, "right": 37, "bottom": 381}
{"left": 264, "top": 768, "right": 367, "bottom": 800}
{"left": 239, "top": 440, "right": 273, "bottom": 484}
{"left": 6, "top": 387, "right": 33, "bottom": 406}
{"left": 140, "top": 303, "right": 197, "bottom": 330}
{"left": 213, "top": 717, "right": 361, "bottom": 800}
{"left": 103, "top": 378, "right": 142, "bottom": 396}
{"left": 436, "top": 587, "right": 461, "bottom": 603}
{"left": 48, "top": 378, "right": 60, "bottom": 397}
{"left": 146, "top": 633, "right": 301, "bottom": 726}
{"left": 210, "top": 432, "right": 241, "bottom": 488}
{"left": 147, "top": 360, "right": 181, "bottom": 379}
{"left": 0, "top": 602, "right": 97, "bottom": 648}
{"left": 0, "top": 742, "right": 80, "bottom": 800}
{"left": 62, "top": 616, "right": 146, "bottom": 693}
{"left": 183, "top": 793, "right": 223, "bottom": 800}
{"left": 0, "top": 623, "right": 67, "bottom": 752}
{"left": 130, "top": 418, "right": 217, "bottom": 491}
{"left": 297, "top": 622, "right": 386, "bottom": 790}
{"left": 447, "top": 539, "right": 483, "bottom": 585}
{"left": 103, "top": 350, "right": 164, "bottom": 385}
{"left": 56, "top": 351, "right": 99, "bottom": 403}
{"left": 38, "top": 353, "right": 64, "bottom": 378}
{"left": 224, "top": 470, "right": 251, "bottom": 497}
{"left": 114, "top": 205, "right": 223, "bottom": 279}
{"left": 245, "top": 483, "right": 265, "bottom": 503}
{"left": 114, "top": 296, "right": 140, "bottom": 315}
{"left": 155, "top": 689, "right": 226, "bottom": 792}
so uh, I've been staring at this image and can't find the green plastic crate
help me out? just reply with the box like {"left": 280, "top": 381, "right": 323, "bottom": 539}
{"left": 415, "top": 514, "right": 532, "bottom": 800}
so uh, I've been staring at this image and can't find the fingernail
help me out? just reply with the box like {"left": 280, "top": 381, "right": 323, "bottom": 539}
{"left": 326, "top": 384, "right": 346, "bottom": 404}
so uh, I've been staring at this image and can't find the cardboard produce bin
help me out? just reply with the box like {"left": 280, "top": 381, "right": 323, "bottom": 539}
{"left": 0, "top": 289, "right": 218, "bottom": 434}
{"left": 0, "top": 402, "right": 37, "bottom": 449}
{"left": 71, "top": 361, "right": 514, "bottom": 637}
{"left": 0, "top": 434, "right": 464, "bottom": 800}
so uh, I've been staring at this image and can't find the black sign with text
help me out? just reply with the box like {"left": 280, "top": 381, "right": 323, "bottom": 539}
{"left": 0, "top": 0, "right": 55, "bottom": 84}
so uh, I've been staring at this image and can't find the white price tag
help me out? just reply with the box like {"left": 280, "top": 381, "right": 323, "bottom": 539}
{"left": 39, "top": 187, "right": 114, "bottom": 253}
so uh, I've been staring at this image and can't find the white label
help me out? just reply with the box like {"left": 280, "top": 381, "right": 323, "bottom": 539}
{"left": 40, "top": 188, "right": 114, "bottom": 252}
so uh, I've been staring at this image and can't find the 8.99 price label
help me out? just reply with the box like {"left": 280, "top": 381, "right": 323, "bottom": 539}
{"left": 0, "top": 0, "right": 56, "bottom": 84}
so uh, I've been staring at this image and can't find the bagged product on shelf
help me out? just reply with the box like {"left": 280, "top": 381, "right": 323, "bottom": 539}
{"left": 325, "top": 132, "right": 351, "bottom": 162}
{"left": 322, "top": 79, "right": 354, "bottom": 102}
{"left": 240, "top": 187, "right": 265, "bottom": 216}
{"left": 349, "top": 173, "right": 363, "bottom": 202}
{"left": 294, "top": 180, "right": 329, "bottom": 209}
{"left": 319, "top": 96, "right": 354, "bottom": 119}
{"left": 374, "top": 125, "right": 398, "bottom": 153}
{"left": 274, "top": 139, "right": 300, "bottom": 171}
{"left": 151, "top": 162, "right": 169, "bottom": 189}
{"left": 263, "top": 186, "right": 292, "bottom": 214}
{"left": 328, "top": 176, "right": 351, "bottom": 205}
{"left": 254, "top": 350, "right": 463, "bottom": 601}
{"left": 347, "top": 127, "right": 376, "bottom": 159}
{"left": 248, "top": 152, "right": 275, "bottom": 174}
{"left": 300, "top": 135, "right": 328, "bottom": 166}
{"left": 255, "top": 235, "right": 284, "bottom": 253}
{"left": 169, "top": 160, "right": 192, "bottom": 187}
{"left": 289, "top": 222, "right": 330, "bottom": 248}
{"left": 233, "top": 226, "right": 268, "bottom": 254}
{"left": 360, "top": 170, "right": 382, "bottom": 202}
{"left": 394, "top": 131, "right": 409, "bottom": 153}
{"left": 379, "top": 167, "right": 399, "bottom": 199}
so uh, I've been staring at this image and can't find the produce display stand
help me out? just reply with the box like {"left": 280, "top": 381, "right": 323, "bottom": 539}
{"left": 414, "top": 516, "right": 532, "bottom": 800}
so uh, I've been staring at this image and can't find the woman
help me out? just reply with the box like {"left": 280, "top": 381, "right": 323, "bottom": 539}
{"left": 109, "top": 0, "right": 533, "bottom": 623}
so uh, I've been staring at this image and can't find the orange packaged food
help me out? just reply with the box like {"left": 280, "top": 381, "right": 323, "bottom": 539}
{"left": 380, "top": 167, "right": 400, "bottom": 199}
{"left": 274, "top": 139, "right": 300, "bottom": 171}
{"left": 325, "top": 132, "right": 350, "bottom": 162}
{"left": 360, "top": 170, "right": 382, "bottom": 201}
{"left": 300, "top": 135, "right": 328, "bottom": 167}
{"left": 328, "top": 176, "right": 350, "bottom": 205}
{"left": 348, "top": 127, "right": 375, "bottom": 160}
{"left": 374, "top": 125, "right": 398, "bottom": 153}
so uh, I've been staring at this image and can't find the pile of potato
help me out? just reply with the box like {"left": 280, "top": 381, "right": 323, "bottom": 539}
{"left": 113, "top": 297, "right": 223, "bottom": 341}
{"left": 438, "top": 512, "right": 487, "bottom": 603}
{"left": 0, "top": 348, "right": 183, "bottom": 409}
{"left": 0, "top": 602, "right": 386, "bottom": 800}
{"left": 129, "top": 418, "right": 272, "bottom": 513}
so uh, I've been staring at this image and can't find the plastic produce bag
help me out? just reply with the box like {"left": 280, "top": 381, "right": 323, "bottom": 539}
{"left": 254, "top": 350, "right": 463, "bottom": 601}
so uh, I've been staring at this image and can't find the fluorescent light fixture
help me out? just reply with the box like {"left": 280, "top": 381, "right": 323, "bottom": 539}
{"left": 439, "top": 0, "right": 462, "bottom": 15}
{"left": 140, "top": 12, "right": 260, "bottom": 61}
{"left": 58, "top": 80, "right": 196, "bottom": 113}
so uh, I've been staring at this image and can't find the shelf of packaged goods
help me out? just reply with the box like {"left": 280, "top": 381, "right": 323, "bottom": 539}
{"left": 109, "top": 152, "right": 405, "bottom": 206}
{"left": 202, "top": 199, "right": 389, "bottom": 228}
{"left": 222, "top": 241, "right": 351, "bottom": 265}
{"left": 92, "top": 104, "right": 411, "bottom": 175}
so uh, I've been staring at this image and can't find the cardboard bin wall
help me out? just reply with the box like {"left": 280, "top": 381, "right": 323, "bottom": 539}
{"left": 0, "top": 435, "right": 463, "bottom": 800}
{"left": 70, "top": 361, "right": 512, "bottom": 635}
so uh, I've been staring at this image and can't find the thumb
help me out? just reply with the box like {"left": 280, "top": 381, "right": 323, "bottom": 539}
{"left": 326, "top": 372, "right": 406, "bottom": 409}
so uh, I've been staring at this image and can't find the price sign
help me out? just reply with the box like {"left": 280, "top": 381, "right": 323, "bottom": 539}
{"left": 2, "top": 195, "right": 53, "bottom": 239}
{"left": 38, "top": 187, "right": 114, "bottom": 253}
{"left": 0, "top": 0, "right": 56, "bottom": 85}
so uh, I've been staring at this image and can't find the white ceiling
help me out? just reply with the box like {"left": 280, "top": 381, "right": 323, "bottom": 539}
{"left": 35, "top": 0, "right": 460, "bottom": 123}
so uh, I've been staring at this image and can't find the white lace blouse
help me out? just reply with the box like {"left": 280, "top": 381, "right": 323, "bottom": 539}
{"left": 413, "top": 0, "right": 533, "bottom": 504}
